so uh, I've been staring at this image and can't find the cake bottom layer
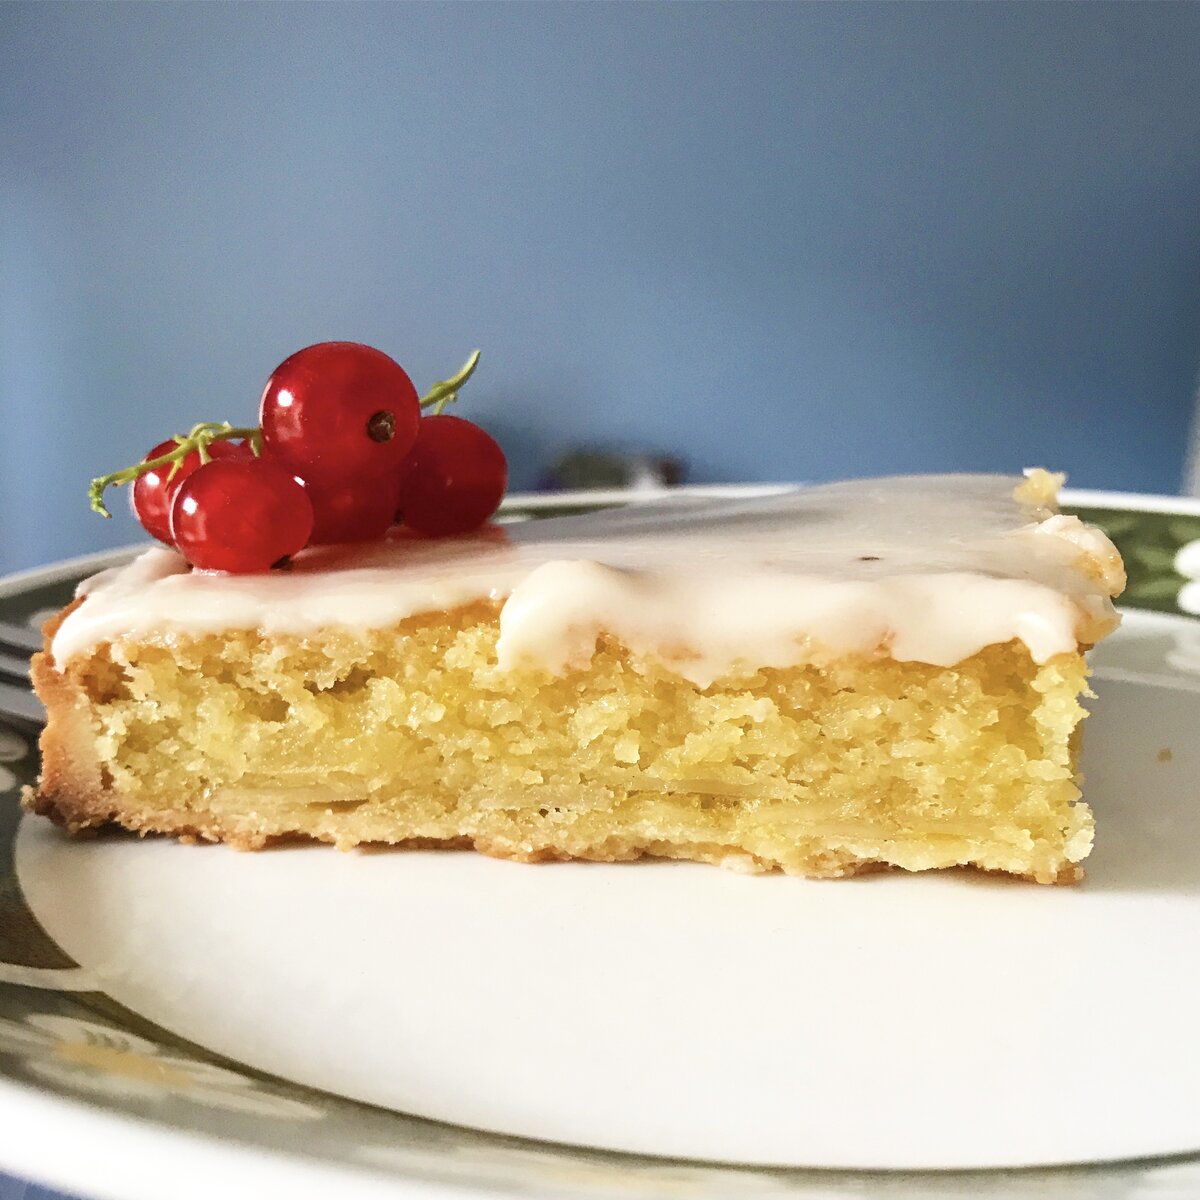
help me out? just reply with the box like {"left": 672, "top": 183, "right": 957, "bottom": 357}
{"left": 31, "top": 604, "right": 1094, "bottom": 884}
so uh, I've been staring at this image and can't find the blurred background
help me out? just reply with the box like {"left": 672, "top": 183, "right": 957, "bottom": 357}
{"left": 4, "top": 1, "right": 1200, "bottom": 574}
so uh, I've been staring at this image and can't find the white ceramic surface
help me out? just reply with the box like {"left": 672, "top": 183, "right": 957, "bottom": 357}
{"left": 14, "top": 608, "right": 1200, "bottom": 1172}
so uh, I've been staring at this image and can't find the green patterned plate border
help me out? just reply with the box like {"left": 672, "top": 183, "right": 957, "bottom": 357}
{"left": 3, "top": 486, "right": 1200, "bottom": 1200}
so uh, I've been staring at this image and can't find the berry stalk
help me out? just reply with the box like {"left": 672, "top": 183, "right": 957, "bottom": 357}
{"left": 89, "top": 423, "right": 262, "bottom": 518}
{"left": 420, "top": 350, "right": 481, "bottom": 415}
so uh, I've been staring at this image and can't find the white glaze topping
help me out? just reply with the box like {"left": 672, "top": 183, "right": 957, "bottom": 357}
{"left": 52, "top": 474, "right": 1124, "bottom": 686}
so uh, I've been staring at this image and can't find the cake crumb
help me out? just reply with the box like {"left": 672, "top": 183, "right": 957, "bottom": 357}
{"left": 1015, "top": 468, "right": 1066, "bottom": 508}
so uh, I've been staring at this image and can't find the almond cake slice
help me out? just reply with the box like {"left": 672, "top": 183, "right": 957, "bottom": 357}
{"left": 27, "top": 470, "right": 1124, "bottom": 883}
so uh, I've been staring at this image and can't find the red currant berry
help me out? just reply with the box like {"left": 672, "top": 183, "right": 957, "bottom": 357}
{"left": 260, "top": 342, "right": 420, "bottom": 487}
{"left": 395, "top": 415, "right": 508, "bottom": 536}
{"left": 170, "top": 458, "right": 314, "bottom": 573}
{"left": 131, "top": 438, "right": 252, "bottom": 545}
{"left": 303, "top": 475, "right": 403, "bottom": 545}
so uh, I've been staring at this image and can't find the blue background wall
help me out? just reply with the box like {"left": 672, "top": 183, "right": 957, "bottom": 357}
{"left": 3, "top": 1, "right": 1200, "bottom": 573}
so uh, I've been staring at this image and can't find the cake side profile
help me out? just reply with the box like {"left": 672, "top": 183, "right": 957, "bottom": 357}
{"left": 28, "top": 472, "right": 1125, "bottom": 884}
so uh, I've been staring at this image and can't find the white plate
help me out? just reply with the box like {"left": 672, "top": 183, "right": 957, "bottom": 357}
{"left": 3, "top": 490, "right": 1200, "bottom": 1198}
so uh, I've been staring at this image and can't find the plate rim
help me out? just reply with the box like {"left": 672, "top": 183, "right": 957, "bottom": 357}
{"left": 3, "top": 482, "right": 1200, "bottom": 1197}
{"left": 3, "top": 482, "right": 1198, "bottom": 597}
{"left": 0, "top": 1073, "right": 474, "bottom": 1200}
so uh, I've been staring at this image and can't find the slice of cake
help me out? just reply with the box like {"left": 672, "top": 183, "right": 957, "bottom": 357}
{"left": 28, "top": 471, "right": 1124, "bottom": 883}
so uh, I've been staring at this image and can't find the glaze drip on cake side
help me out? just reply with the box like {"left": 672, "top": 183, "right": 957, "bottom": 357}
{"left": 50, "top": 473, "right": 1124, "bottom": 685}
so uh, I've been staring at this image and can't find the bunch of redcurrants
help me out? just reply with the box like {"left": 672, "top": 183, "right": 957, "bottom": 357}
{"left": 96, "top": 343, "right": 507, "bottom": 573}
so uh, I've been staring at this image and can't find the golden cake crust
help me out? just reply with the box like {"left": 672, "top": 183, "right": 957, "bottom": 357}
{"left": 29, "top": 598, "right": 107, "bottom": 831}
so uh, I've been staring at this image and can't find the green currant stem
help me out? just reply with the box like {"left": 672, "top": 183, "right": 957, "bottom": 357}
{"left": 89, "top": 423, "right": 262, "bottom": 518}
{"left": 420, "top": 350, "right": 481, "bottom": 416}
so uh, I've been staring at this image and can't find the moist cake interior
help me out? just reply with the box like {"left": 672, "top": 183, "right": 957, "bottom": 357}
{"left": 35, "top": 604, "right": 1092, "bottom": 883}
